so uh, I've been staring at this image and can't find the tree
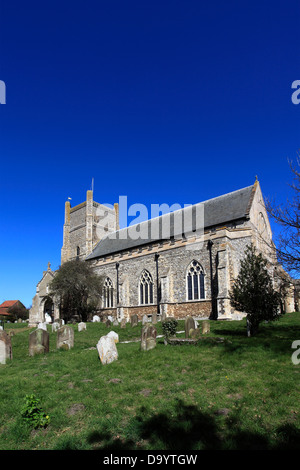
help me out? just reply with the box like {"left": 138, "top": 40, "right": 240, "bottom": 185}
{"left": 7, "top": 303, "right": 29, "bottom": 322}
{"left": 229, "top": 244, "right": 282, "bottom": 336}
{"left": 49, "top": 259, "right": 105, "bottom": 322}
{"left": 266, "top": 156, "right": 300, "bottom": 276}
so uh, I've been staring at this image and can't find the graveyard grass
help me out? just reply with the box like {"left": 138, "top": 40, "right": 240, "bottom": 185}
{"left": 1, "top": 313, "right": 300, "bottom": 450}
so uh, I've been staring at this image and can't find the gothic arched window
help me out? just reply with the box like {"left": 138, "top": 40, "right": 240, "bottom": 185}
{"left": 139, "top": 270, "right": 154, "bottom": 305}
{"left": 186, "top": 260, "right": 205, "bottom": 301}
{"left": 104, "top": 277, "right": 114, "bottom": 308}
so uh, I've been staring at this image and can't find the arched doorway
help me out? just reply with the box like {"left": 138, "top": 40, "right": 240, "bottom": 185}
{"left": 44, "top": 298, "right": 54, "bottom": 322}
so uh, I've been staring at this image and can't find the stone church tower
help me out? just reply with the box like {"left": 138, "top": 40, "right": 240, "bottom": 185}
{"left": 61, "top": 190, "right": 119, "bottom": 264}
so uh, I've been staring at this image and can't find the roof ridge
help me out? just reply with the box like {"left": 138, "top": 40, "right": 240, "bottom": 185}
{"left": 97, "top": 184, "right": 255, "bottom": 239}
{"left": 87, "top": 183, "right": 255, "bottom": 260}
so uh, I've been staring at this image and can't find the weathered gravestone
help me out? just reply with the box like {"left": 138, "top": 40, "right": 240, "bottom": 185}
{"left": 0, "top": 331, "right": 12, "bottom": 364}
{"left": 142, "top": 314, "right": 148, "bottom": 325}
{"left": 189, "top": 328, "right": 201, "bottom": 339}
{"left": 97, "top": 336, "right": 118, "bottom": 365}
{"left": 120, "top": 318, "right": 126, "bottom": 329}
{"left": 185, "top": 316, "right": 196, "bottom": 338}
{"left": 38, "top": 322, "right": 47, "bottom": 331}
{"left": 52, "top": 322, "right": 59, "bottom": 332}
{"left": 202, "top": 320, "right": 210, "bottom": 334}
{"left": 78, "top": 322, "right": 86, "bottom": 332}
{"left": 131, "top": 314, "right": 138, "bottom": 327}
{"left": 93, "top": 315, "right": 101, "bottom": 322}
{"left": 29, "top": 328, "right": 49, "bottom": 356}
{"left": 113, "top": 319, "right": 119, "bottom": 327}
{"left": 151, "top": 313, "right": 158, "bottom": 324}
{"left": 57, "top": 325, "right": 74, "bottom": 350}
{"left": 141, "top": 323, "right": 157, "bottom": 351}
{"left": 107, "top": 330, "right": 119, "bottom": 343}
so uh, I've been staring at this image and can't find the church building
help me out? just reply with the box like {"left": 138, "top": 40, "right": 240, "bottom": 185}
{"left": 29, "top": 179, "right": 295, "bottom": 326}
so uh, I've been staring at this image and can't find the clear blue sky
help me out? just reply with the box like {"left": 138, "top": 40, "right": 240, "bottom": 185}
{"left": 0, "top": 0, "right": 299, "bottom": 308}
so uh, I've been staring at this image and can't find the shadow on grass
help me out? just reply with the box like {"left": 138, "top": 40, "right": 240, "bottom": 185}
{"left": 210, "top": 319, "right": 300, "bottom": 355}
{"left": 85, "top": 399, "right": 300, "bottom": 451}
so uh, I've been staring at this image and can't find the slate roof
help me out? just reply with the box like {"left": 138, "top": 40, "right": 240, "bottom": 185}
{"left": 87, "top": 184, "right": 255, "bottom": 260}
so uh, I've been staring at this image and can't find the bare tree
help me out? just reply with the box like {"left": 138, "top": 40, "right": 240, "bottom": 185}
{"left": 266, "top": 156, "right": 300, "bottom": 277}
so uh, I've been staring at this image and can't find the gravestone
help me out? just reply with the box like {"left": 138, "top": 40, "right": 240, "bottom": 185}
{"left": 185, "top": 316, "right": 195, "bottom": 338}
{"left": 113, "top": 319, "right": 119, "bottom": 327}
{"left": 106, "top": 319, "right": 112, "bottom": 328}
{"left": 97, "top": 336, "right": 118, "bottom": 365}
{"left": 189, "top": 328, "right": 201, "bottom": 339}
{"left": 38, "top": 322, "right": 47, "bottom": 331}
{"left": 141, "top": 324, "right": 157, "bottom": 351}
{"left": 202, "top": 320, "right": 210, "bottom": 334}
{"left": 0, "top": 331, "right": 12, "bottom": 364}
{"left": 29, "top": 328, "right": 49, "bottom": 356}
{"left": 52, "top": 322, "right": 59, "bottom": 332}
{"left": 92, "top": 315, "right": 100, "bottom": 323}
{"left": 152, "top": 313, "right": 157, "bottom": 324}
{"left": 161, "top": 311, "right": 167, "bottom": 322}
{"left": 120, "top": 318, "right": 126, "bottom": 329}
{"left": 131, "top": 314, "right": 138, "bottom": 327}
{"left": 107, "top": 330, "right": 119, "bottom": 343}
{"left": 78, "top": 322, "right": 86, "bottom": 332}
{"left": 142, "top": 314, "right": 148, "bottom": 325}
{"left": 57, "top": 325, "right": 74, "bottom": 350}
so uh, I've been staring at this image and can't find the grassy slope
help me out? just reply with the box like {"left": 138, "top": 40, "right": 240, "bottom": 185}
{"left": 0, "top": 313, "right": 300, "bottom": 450}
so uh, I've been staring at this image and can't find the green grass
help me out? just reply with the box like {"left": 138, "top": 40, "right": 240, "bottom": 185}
{"left": 1, "top": 313, "right": 300, "bottom": 450}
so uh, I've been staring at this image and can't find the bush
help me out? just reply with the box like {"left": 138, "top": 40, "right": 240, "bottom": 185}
{"left": 162, "top": 318, "right": 178, "bottom": 338}
{"left": 21, "top": 394, "right": 50, "bottom": 429}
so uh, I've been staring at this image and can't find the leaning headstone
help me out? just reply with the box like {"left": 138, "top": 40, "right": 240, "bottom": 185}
{"left": 78, "top": 322, "right": 86, "bottom": 332}
{"left": 0, "top": 331, "right": 12, "bottom": 364}
{"left": 120, "top": 318, "right": 126, "bottom": 329}
{"left": 131, "top": 314, "right": 138, "bottom": 327}
{"left": 57, "top": 325, "right": 74, "bottom": 350}
{"left": 141, "top": 324, "right": 157, "bottom": 351}
{"left": 142, "top": 314, "right": 148, "bottom": 325}
{"left": 202, "top": 320, "right": 210, "bottom": 334}
{"left": 185, "top": 316, "right": 195, "bottom": 338}
{"left": 52, "top": 322, "right": 59, "bottom": 332}
{"left": 38, "top": 322, "right": 47, "bottom": 331}
{"left": 107, "top": 330, "right": 119, "bottom": 343}
{"left": 92, "top": 315, "right": 100, "bottom": 323}
{"left": 29, "top": 328, "right": 49, "bottom": 357}
{"left": 97, "top": 336, "right": 118, "bottom": 365}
